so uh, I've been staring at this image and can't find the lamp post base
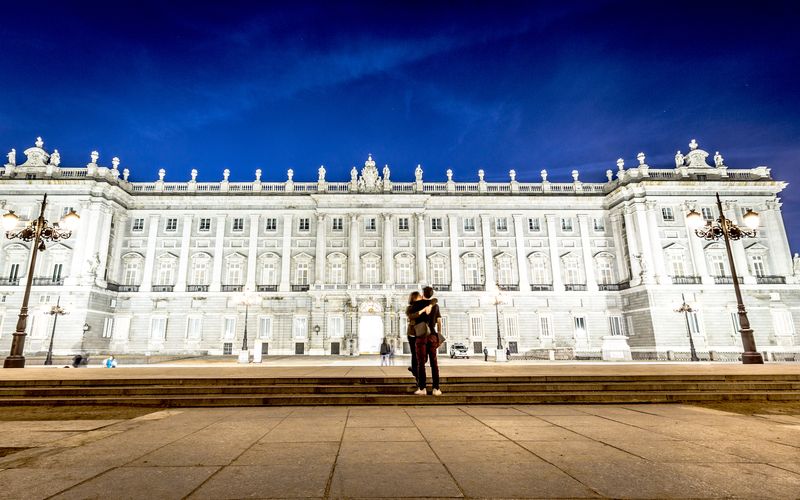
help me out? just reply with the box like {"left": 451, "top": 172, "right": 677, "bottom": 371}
{"left": 742, "top": 352, "right": 765, "bottom": 364}
{"left": 3, "top": 356, "right": 26, "bottom": 368}
{"left": 237, "top": 350, "right": 250, "bottom": 364}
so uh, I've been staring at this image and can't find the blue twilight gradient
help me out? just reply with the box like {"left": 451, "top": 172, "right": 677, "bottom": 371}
{"left": 1, "top": 1, "right": 799, "bottom": 246}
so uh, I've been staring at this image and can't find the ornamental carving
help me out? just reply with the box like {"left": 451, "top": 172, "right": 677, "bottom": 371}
{"left": 357, "top": 154, "right": 384, "bottom": 192}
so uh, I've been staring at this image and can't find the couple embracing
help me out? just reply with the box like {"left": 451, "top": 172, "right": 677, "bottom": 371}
{"left": 405, "top": 286, "right": 444, "bottom": 396}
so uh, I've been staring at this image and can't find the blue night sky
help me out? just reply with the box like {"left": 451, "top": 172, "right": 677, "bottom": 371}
{"left": 1, "top": 1, "right": 799, "bottom": 245}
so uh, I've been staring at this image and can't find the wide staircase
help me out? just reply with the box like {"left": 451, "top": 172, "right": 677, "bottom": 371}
{"left": 1, "top": 372, "right": 800, "bottom": 406}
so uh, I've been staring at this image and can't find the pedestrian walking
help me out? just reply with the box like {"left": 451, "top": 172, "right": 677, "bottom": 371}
{"left": 379, "top": 338, "right": 391, "bottom": 366}
{"left": 483, "top": 347, "right": 488, "bottom": 362}
{"left": 389, "top": 344, "right": 395, "bottom": 366}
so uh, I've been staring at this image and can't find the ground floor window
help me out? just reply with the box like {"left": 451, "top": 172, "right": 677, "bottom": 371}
{"left": 295, "top": 342, "right": 305, "bottom": 355}
{"left": 261, "top": 343, "right": 269, "bottom": 355}
{"left": 508, "top": 341, "right": 518, "bottom": 354}
{"left": 331, "top": 342, "right": 340, "bottom": 355}
{"left": 223, "top": 342, "right": 233, "bottom": 355}
{"left": 473, "top": 341, "right": 483, "bottom": 354}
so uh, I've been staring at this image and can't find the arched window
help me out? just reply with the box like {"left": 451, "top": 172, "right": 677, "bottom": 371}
{"left": 190, "top": 253, "right": 211, "bottom": 285}
{"left": 528, "top": 253, "right": 550, "bottom": 285}
{"left": 121, "top": 253, "right": 143, "bottom": 286}
{"left": 258, "top": 253, "right": 280, "bottom": 285}
{"left": 561, "top": 254, "right": 583, "bottom": 285}
{"left": 362, "top": 254, "right": 381, "bottom": 284}
{"left": 326, "top": 253, "right": 347, "bottom": 285}
{"left": 594, "top": 253, "right": 616, "bottom": 285}
{"left": 225, "top": 254, "right": 246, "bottom": 285}
{"left": 429, "top": 254, "right": 449, "bottom": 285}
{"left": 462, "top": 253, "right": 483, "bottom": 285}
{"left": 495, "top": 254, "right": 515, "bottom": 285}
{"left": 395, "top": 252, "right": 415, "bottom": 284}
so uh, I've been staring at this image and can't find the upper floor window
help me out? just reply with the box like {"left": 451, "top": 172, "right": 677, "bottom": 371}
{"left": 165, "top": 218, "right": 178, "bottom": 232}
{"left": 561, "top": 217, "right": 574, "bottom": 232}
{"left": 298, "top": 218, "right": 310, "bottom": 232}
{"left": 398, "top": 218, "right": 410, "bottom": 231}
{"left": 132, "top": 218, "right": 145, "bottom": 232}
{"left": 495, "top": 217, "right": 508, "bottom": 232}
{"left": 431, "top": 218, "right": 443, "bottom": 231}
{"left": 332, "top": 218, "right": 343, "bottom": 231}
{"left": 463, "top": 218, "right": 476, "bottom": 232}
{"left": 265, "top": 218, "right": 277, "bottom": 231}
{"left": 528, "top": 217, "right": 540, "bottom": 232}
{"left": 232, "top": 218, "right": 244, "bottom": 232}
{"left": 662, "top": 207, "right": 675, "bottom": 222}
{"left": 365, "top": 217, "right": 377, "bottom": 231}
{"left": 592, "top": 218, "right": 605, "bottom": 232}
{"left": 61, "top": 206, "right": 75, "bottom": 217}
{"left": 701, "top": 207, "right": 714, "bottom": 222}
{"left": 199, "top": 218, "right": 211, "bottom": 232}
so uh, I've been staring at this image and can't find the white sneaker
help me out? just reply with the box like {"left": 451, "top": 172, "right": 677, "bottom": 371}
{"left": 414, "top": 388, "right": 427, "bottom": 396}
{"left": 432, "top": 389, "right": 442, "bottom": 396}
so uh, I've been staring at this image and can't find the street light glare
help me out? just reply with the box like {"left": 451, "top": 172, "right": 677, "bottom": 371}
{"left": 2, "top": 210, "right": 19, "bottom": 231}
{"left": 685, "top": 209, "right": 704, "bottom": 230}
{"left": 61, "top": 209, "right": 80, "bottom": 231}
{"left": 742, "top": 209, "right": 760, "bottom": 230}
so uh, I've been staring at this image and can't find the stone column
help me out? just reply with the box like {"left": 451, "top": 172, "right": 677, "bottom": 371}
{"left": 764, "top": 200, "right": 793, "bottom": 276}
{"left": 210, "top": 215, "right": 226, "bottom": 292}
{"left": 622, "top": 207, "right": 643, "bottom": 285}
{"left": 246, "top": 214, "right": 260, "bottom": 290}
{"left": 78, "top": 202, "right": 101, "bottom": 285}
{"left": 633, "top": 203, "right": 656, "bottom": 284}
{"left": 66, "top": 200, "right": 91, "bottom": 286}
{"left": 681, "top": 204, "right": 712, "bottom": 284}
{"left": 577, "top": 215, "right": 598, "bottom": 291}
{"left": 279, "top": 214, "right": 293, "bottom": 292}
{"left": 349, "top": 214, "right": 360, "bottom": 285}
{"left": 609, "top": 213, "right": 629, "bottom": 282}
{"left": 94, "top": 205, "right": 114, "bottom": 285}
{"left": 480, "top": 214, "right": 495, "bottom": 291}
{"left": 726, "top": 203, "right": 754, "bottom": 284}
{"left": 645, "top": 201, "right": 668, "bottom": 284}
{"left": 512, "top": 215, "right": 530, "bottom": 291}
{"left": 175, "top": 214, "right": 193, "bottom": 291}
{"left": 139, "top": 214, "right": 161, "bottom": 292}
{"left": 382, "top": 213, "right": 394, "bottom": 285}
{"left": 107, "top": 213, "right": 128, "bottom": 284}
{"left": 315, "top": 213, "right": 326, "bottom": 285}
{"left": 545, "top": 214, "right": 564, "bottom": 291}
{"left": 448, "top": 214, "right": 462, "bottom": 290}
{"left": 416, "top": 213, "right": 428, "bottom": 284}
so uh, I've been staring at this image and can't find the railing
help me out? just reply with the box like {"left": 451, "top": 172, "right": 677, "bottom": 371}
{"left": 0, "top": 278, "right": 20, "bottom": 286}
{"left": 151, "top": 285, "right": 174, "bottom": 292}
{"left": 291, "top": 284, "right": 310, "bottom": 292}
{"left": 756, "top": 276, "right": 786, "bottom": 285}
{"left": 617, "top": 281, "right": 631, "bottom": 290}
{"left": 671, "top": 275, "right": 702, "bottom": 285}
{"left": 32, "top": 277, "right": 64, "bottom": 286}
{"left": 187, "top": 285, "right": 209, "bottom": 292}
{"left": 564, "top": 283, "right": 587, "bottom": 291}
{"left": 497, "top": 284, "right": 519, "bottom": 291}
{"left": 530, "top": 283, "right": 553, "bottom": 291}
{"left": 257, "top": 285, "right": 278, "bottom": 292}
{"left": 431, "top": 284, "right": 451, "bottom": 292}
{"left": 221, "top": 285, "right": 243, "bottom": 292}
{"left": 118, "top": 285, "right": 140, "bottom": 292}
{"left": 598, "top": 283, "right": 620, "bottom": 291}
{"left": 714, "top": 276, "right": 744, "bottom": 285}
{"left": 462, "top": 284, "right": 485, "bottom": 292}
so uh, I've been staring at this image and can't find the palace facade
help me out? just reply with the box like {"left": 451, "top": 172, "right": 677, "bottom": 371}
{"left": 0, "top": 138, "right": 798, "bottom": 360}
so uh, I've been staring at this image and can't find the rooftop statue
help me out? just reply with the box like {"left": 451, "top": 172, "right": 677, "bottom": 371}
{"left": 714, "top": 151, "right": 724, "bottom": 167}
{"left": 318, "top": 165, "right": 326, "bottom": 183}
{"left": 6, "top": 149, "right": 15, "bottom": 166}
{"left": 50, "top": 149, "right": 61, "bottom": 167}
{"left": 415, "top": 164, "right": 423, "bottom": 182}
{"left": 35, "top": 136, "right": 44, "bottom": 149}
{"left": 684, "top": 139, "right": 711, "bottom": 168}
{"left": 675, "top": 150, "right": 684, "bottom": 167}
{"left": 382, "top": 164, "right": 390, "bottom": 181}
{"left": 357, "top": 154, "right": 382, "bottom": 192}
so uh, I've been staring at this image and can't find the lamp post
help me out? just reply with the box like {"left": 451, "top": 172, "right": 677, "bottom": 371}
{"left": 686, "top": 193, "right": 763, "bottom": 364}
{"left": 44, "top": 296, "right": 68, "bottom": 366}
{"left": 3, "top": 194, "right": 79, "bottom": 368}
{"left": 674, "top": 293, "right": 699, "bottom": 362}
{"left": 491, "top": 286, "right": 507, "bottom": 362}
{"left": 238, "top": 293, "right": 259, "bottom": 364}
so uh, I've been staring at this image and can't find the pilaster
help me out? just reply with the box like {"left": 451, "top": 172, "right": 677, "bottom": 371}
{"left": 512, "top": 214, "right": 530, "bottom": 290}
{"left": 382, "top": 213, "right": 394, "bottom": 284}
{"left": 645, "top": 201, "right": 668, "bottom": 284}
{"left": 448, "top": 214, "right": 462, "bottom": 289}
{"left": 545, "top": 214, "right": 564, "bottom": 291}
{"left": 577, "top": 215, "right": 598, "bottom": 291}
{"left": 349, "top": 214, "right": 360, "bottom": 285}
{"left": 209, "top": 215, "right": 226, "bottom": 292}
{"left": 279, "top": 214, "right": 293, "bottom": 292}
{"left": 480, "top": 214, "right": 495, "bottom": 291}
{"left": 416, "top": 213, "right": 428, "bottom": 284}
{"left": 139, "top": 214, "right": 161, "bottom": 292}
{"left": 246, "top": 214, "right": 260, "bottom": 290}
{"left": 315, "top": 213, "right": 326, "bottom": 285}
{"left": 175, "top": 214, "right": 193, "bottom": 291}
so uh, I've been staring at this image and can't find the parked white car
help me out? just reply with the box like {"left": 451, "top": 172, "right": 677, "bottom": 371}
{"left": 449, "top": 343, "right": 470, "bottom": 359}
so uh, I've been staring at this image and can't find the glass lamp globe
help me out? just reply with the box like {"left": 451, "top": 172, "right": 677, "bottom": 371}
{"left": 2, "top": 210, "right": 19, "bottom": 231}
{"left": 685, "top": 209, "right": 705, "bottom": 230}
{"left": 61, "top": 209, "right": 80, "bottom": 231}
{"left": 742, "top": 209, "right": 760, "bottom": 230}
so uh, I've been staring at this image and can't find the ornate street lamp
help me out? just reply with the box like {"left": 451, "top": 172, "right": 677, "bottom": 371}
{"left": 3, "top": 194, "right": 79, "bottom": 368}
{"left": 237, "top": 293, "right": 259, "bottom": 364}
{"left": 490, "top": 285, "right": 507, "bottom": 362}
{"left": 43, "top": 297, "right": 69, "bottom": 366}
{"left": 686, "top": 193, "right": 762, "bottom": 364}
{"left": 674, "top": 293, "right": 699, "bottom": 362}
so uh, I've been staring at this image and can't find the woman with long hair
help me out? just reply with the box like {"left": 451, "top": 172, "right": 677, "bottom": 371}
{"left": 405, "top": 291, "right": 436, "bottom": 395}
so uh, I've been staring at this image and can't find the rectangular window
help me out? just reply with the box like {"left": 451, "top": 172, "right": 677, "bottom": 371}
{"left": 670, "top": 254, "right": 686, "bottom": 277}
{"left": 463, "top": 218, "right": 476, "bottom": 232}
{"left": 730, "top": 312, "right": 741, "bottom": 335}
{"left": 508, "top": 341, "right": 518, "bottom": 354}
{"left": 186, "top": 317, "right": 202, "bottom": 340}
{"left": 609, "top": 316, "right": 625, "bottom": 336}
{"left": 750, "top": 255, "right": 766, "bottom": 277}
{"left": 495, "top": 217, "right": 508, "bottom": 232}
{"left": 431, "top": 260, "right": 446, "bottom": 285}
{"left": 431, "top": 218, "right": 443, "bottom": 231}
{"left": 573, "top": 316, "right": 587, "bottom": 338}
{"left": 440, "top": 316, "right": 448, "bottom": 338}
{"left": 293, "top": 316, "right": 308, "bottom": 339}
{"left": 295, "top": 262, "right": 309, "bottom": 285}
{"left": 223, "top": 318, "right": 236, "bottom": 340}
{"left": 199, "top": 218, "right": 211, "bottom": 232}
{"left": 52, "top": 263, "right": 63, "bottom": 281}
{"left": 473, "top": 341, "right": 483, "bottom": 354}
{"left": 528, "top": 217, "right": 540, "bottom": 231}
{"left": 227, "top": 262, "right": 242, "bottom": 285}
{"left": 258, "top": 316, "right": 273, "bottom": 339}
{"left": 9, "top": 263, "right": 20, "bottom": 281}
{"left": 625, "top": 315, "right": 635, "bottom": 336}
{"left": 102, "top": 317, "right": 114, "bottom": 338}
{"left": 132, "top": 218, "right": 144, "bottom": 232}
{"left": 504, "top": 316, "right": 518, "bottom": 338}
{"left": 592, "top": 218, "right": 605, "bottom": 232}
{"left": 332, "top": 218, "right": 343, "bottom": 231}
{"left": 701, "top": 207, "right": 714, "bottom": 222}
{"left": 365, "top": 217, "right": 376, "bottom": 231}
{"left": 223, "top": 342, "right": 233, "bottom": 355}
{"left": 61, "top": 206, "right": 75, "bottom": 217}
{"left": 540, "top": 316, "right": 553, "bottom": 338}
{"left": 328, "top": 316, "right": 344, "bottom": 338}
{"left": 150, "top": 317, "right": 167, "bottom": 341}
{"left": 265, "top": 218, "right": 277, "bottom": 231}
{"left": 687, "top": 311, "right": 702, "bottom": 336}
{"left": 232, "top": 218, "right": 244, "bottom": 232}
{"left": 398, "top": 218, "right": 409, "bottom": 231}
{"left": 771, "top": 310, "right": 795, "bottom": 336}
{"left": 662, "top": 207, "right": 675, "bottom": 222}
{"left": 329, "top": 262, "right": 344, "bottom": 284}
{"left": 165, "top": 218, "right": 178, "bottom": 232}
{"left": 470, "top": 316, "right": 483, "bottom": 338}
{"left": 561, "top": 218, "right": 573, "bottom": 232}
{"left": 261, "top": 262, "right": 276, "bottom": 285}
{"left": 299, "top": 218, "right": 310, "bottom": 231}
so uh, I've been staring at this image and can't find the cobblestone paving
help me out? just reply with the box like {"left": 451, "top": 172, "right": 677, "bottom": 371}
{"left": 0, "top": 404, "right": 798, "bottom": 499}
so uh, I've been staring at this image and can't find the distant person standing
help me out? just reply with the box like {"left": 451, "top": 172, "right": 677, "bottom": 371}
{"left": 104, "top": 355, "right": 117, "bottom": 368}
{"left": 483, "top": 347, "right": 488, "bottom": 362}
{"left": 379, "top": 339, "right": 391, "bottom": 366}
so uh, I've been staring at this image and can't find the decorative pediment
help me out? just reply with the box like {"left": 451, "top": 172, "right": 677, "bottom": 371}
{"left": 156, "top": 251, "right": 178, "bottom": 261}
{"left": 225, "top": 251, "right": 247, "bottom": 262}
{"left": 527, "top": 251, "right": 549, "bottom": 260}
{"left": 394, "top": 251, "right": 415, "bottom": 262}
{"left": 676, "top": 139, "right": 713, "bottom": 169}
{"left": 360, "top": 251, "right": 381, "bottom": 261}
{"left": 122, "top": 251, "right": 144, "bottom": 261}
{"left": 662, "top": 242, "right": 687, "bottom": 252}
{"left": 292, "top": 252, "right": 313, "bottom": 261}
{"left": 592, "top": 251, "right": 615, "bottom": 260}
{"left": 744, "top": 242, "right": 769, "bottom": 252}
{"left": 427, "top": 251, "right": 447, "bottom": 261}
{"left": 326, "top": 251, "right": 347, "bottom": 262}
{"left": 703, "top": 242, "right": 725, "bottom": 251}
{"left": 357, "top": 155, "right": 384, "bottom": 193}
{"left": 191, "top": 251, "right": 212, "bottom": 261}
{"left": 460, "top": 251, "right": 482, "bottom": 261}
{"left": 19, "top": 137, "right": 50, "bottom": 167}
{"left": 358, "top": 299, "right": 383, "bottom": 314}
{"left": 257, "top": 251, "right": 280, "bottom": 261}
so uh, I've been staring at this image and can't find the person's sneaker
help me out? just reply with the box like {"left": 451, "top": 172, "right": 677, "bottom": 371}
{"left": 432, "top": 389, "right": 442, "bottom": 396}
{"left": 407, "top": 366, "right": 413, "bottom": 374}
{"left": 414, "top": 388, "right": 427, "bottom": 396}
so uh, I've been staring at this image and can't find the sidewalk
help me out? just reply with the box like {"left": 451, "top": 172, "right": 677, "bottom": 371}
{"left": 0, "top": 404, "right": 798, "bottom": 498}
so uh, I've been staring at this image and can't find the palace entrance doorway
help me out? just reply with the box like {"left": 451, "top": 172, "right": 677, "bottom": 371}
{"left": 357, "top": 299, "right": 384, "bottom": 354}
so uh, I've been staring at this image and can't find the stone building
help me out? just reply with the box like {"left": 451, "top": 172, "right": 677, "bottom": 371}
{"left": 0, "top": 138, "right": 798, "bottom": 360}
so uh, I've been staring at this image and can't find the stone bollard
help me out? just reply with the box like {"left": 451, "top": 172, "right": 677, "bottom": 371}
{"left": 666, "top": 350, "right": 674, "bottom": 361}
{"left": 709, "top": 350, "right": 717, "bottom": 361}
{"left": 548, "top": 350, "right": 555, "bottom": 361}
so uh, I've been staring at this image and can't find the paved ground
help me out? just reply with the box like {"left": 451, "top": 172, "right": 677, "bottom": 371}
{"left": 0, "top": 404, "right": 798, "bottom": 499}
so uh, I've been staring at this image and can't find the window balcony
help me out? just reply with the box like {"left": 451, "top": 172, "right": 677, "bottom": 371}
{"left": 221, "top": 284, "right": 243, "bottom": 292}
{"left": 617, "top": 281, "right": 631, "bottom": 290}
{"left": 497, "top": 284, "right": 519, "bottom": 291}
{"left": 671, "top": 275, "right": 702, "bottom": 285}
{"left": 598, "top": 283, "right": 621, "bottom": 291}
{"left": 151, "top": 285, "right": 174, "bottom": 292}
{"left": 756, "top": 275, "right": 786, "bottom": 285}
{"left": 118, "top": 284, "right": 140, "bottom": 292}
{"left": 0, "top": 278, "right": 20, "bottom": 286}
{"left": 530, "top": 283, "right": 553, "bottom": 291}
{"left": 564, "top": 283, "right": 587, "bottom": 291}
{"left": 430, "top": 284, "right": 451, "bottom": 292}
{"left": 291, "top": 284, "right": 310, "bottom": 292}
{"left": 257, "top": 285, "right": 278, "bottom": 292}
{"left": 462, "top": 284, "right": 485, "bottom": 292}
{"left": 106, "top": 282, "right": 121, "bottom": 292}
{"left": 32, "top": 277, "right": 65, "bottom": 286}
{"left": 187, "top": 284, "right": 209, "bottom": 292}
{"left": 713, "top": 276, "right": 744, "bottom": 285}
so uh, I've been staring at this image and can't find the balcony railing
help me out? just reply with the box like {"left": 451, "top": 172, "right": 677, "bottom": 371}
{"left": 257, "top": 285, "right": 278, "bottom": 292}
{"left": 530, "top": 283, "right": 553, "bottom": 291}
{"left": 598, "top": 283, "right": 621, "bottom": 291}
{"left": 497, "top": 284, "right": 519, "bottom": 291}
{"left": 0, "top": 278, "right": 20, "bottom": 286}
{"left": 118, "top": 284, "right": 140, "bottom": 292}
{"left": 151, "top": 285, "right": 174, "bottom": 292}
{"left": 564, "top": 283, "right": 587, "bottom": 291}
{"left": 462, "top": 284, "right": 485, "bottom": 292}
{"left": 291, "top": 284, "right": 310, "bottom": 292}
{"left": 714, "top": 276, "right": 744, "bottom": 285}
{"left": 617, "top": 281, "right": 631, "bottom": 290}
{"left": 221, "top": 285, "right": 243, "bottom": 292}
{"left": 32, "top": 277, "right": 65, "bottom": 286}
{"left": 187, "top": 284, "right": 209, "bottom": 292}
{"left": 430, "top": 284, "right": 451, "bottom": 292}
{"left": 756, "top": 275, "right": 786, "bottom": 285}
{"left": 671, "top": 275, "right": 702, "bottom": 285}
